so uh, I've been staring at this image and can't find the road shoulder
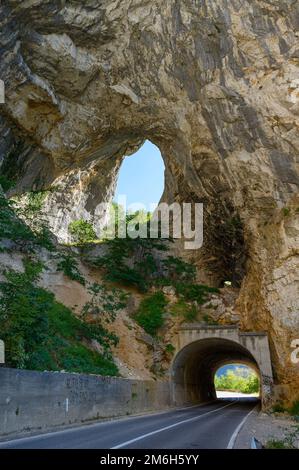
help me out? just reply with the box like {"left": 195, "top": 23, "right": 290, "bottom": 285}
{"left": 234, "top": 410, "right": 299, "bottom": 449}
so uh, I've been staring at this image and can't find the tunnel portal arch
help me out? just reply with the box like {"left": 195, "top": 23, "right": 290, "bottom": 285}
{"left": 170, "top": 325, "right": 273, "bottom": 408}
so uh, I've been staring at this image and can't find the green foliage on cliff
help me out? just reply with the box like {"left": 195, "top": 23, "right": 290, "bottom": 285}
{"left": 88, "top": 235, "right": 168, "bottom": 292}
{"left": 0, "top": 193, "right": 36, "bottom": 244}
{"left": 57, "top": 253, "right": 86, "bottom": 286}
{"left": 68, "top": 219, "right": 97, "bottom": 244}
{"left": 25, "top": 190, "right": 49, "bottom": 214}
{"left": 214, "top": 368, "right": 259, "bottom": 394}
{"left": 134, "top": 292, "right": 168, "bottom": 336}
{"left": 0, "top": 191, "right": 54, "bottom": 251}
{"left": 0, "top": 175, "right": 15, "bottom": 192}
{"left": 87, "top": 211, "right": 201, "bottom": 294}
{"left": 173, "top": 282, "right": 219, "bottom": 303}
{"left": 169, "top": 299, "right": 198, "bottom": 322}
{"left": 161, "top": 256, "right": 196, "bottom": 282}
{"left": 0, "top": 259, "right": 118, "bottom": 376}
{"left": 81, "top": 282, "right": 128, "bottom": 322}
{"left": 85, "top": 211, "right": 220, "bottom": 336}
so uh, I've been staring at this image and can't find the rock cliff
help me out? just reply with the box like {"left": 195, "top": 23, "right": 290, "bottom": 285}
{"left": 0, "top": 1, "right": 298, "bottom": 402}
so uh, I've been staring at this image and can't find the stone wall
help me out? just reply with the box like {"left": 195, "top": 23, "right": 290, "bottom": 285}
{"left": 0, "top": 368, "right": 171, "bottom": 438}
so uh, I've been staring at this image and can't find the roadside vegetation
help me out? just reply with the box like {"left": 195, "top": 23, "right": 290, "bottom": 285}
{"left": 272, "top": 399, "right": 299, "bottom": 418}
{"left": 0, "top": 259, "right": 119, "bottom": 375}
{"left": 266, "top": 425, "right": 299, "bottom": 449}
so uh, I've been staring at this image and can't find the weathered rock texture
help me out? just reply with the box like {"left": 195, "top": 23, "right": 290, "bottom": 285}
{"left": 0, "top": 1, "right": 299, "bottom": 402}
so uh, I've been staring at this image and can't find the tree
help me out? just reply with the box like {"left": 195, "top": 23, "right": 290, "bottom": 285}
{"left": 68, "top": 219, "right": 97, "bottom": 243}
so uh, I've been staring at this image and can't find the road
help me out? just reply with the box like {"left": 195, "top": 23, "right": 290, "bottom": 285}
{"left": 0, "top": 399, "right": 258, "bottom": 449}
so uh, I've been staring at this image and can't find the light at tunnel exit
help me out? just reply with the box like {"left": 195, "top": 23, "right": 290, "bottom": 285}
{"left": 114, "top": 140, "right": 165, "bottom": 212}
{"left": 214, "top": 363, "right": 260, "bottom": 399}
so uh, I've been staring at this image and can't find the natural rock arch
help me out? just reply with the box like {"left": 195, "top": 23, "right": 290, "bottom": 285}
{"left": 0, "top": 1, "right": 298, "bottom": 402}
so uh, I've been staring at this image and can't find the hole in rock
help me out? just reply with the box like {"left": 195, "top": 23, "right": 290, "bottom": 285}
{"left": 114, "top": 140, "right": 165, "bottom": 213}
{"left": 214, "top": 363, "right": 260, "bottom": 400}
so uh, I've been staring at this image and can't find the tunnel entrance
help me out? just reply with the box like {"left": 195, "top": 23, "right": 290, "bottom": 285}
{"left": 170, "top": 325, "right": 274, "bottom": 408}
{"left": 171, "top": 337, "right": 261, "bottom": 404}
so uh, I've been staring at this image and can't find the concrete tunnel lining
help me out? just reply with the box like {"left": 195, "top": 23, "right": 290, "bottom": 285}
{"left": 171, "top": 337, "right": 261, "bottom": 405}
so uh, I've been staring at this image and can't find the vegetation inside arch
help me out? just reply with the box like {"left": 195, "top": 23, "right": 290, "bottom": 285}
{"left": 214, "top": 364, "right": 260, "bottom": 395}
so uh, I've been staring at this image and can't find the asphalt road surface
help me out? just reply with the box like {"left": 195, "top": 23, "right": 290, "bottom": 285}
{"left": 0, "top": 398, "right": 258, "bottom": 449}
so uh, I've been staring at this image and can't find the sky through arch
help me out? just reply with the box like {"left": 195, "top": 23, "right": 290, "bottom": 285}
{"left": 114, "top": 140, "right": 165, "bottom": 213}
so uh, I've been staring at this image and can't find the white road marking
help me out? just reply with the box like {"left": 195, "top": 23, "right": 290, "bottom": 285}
{"left": 0, "top": 401, "right": 215, "bottom": 447}
{"left": 226, "top": 404, "right": 259, "bottom": 449}
{"left": 111, "top": 400, "right": 238, "bottom": 449}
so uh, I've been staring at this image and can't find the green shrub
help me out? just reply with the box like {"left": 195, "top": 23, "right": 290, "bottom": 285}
{"left": 162, "top": 256, "right": 196, "bottom": 282}
{"left": 90, "top": 235, "right": 167, "bottom": 292}
{"left": 69, "top": 219, "right": 97, "bottom": 244}
{"left": 0, "top": 192, "right": 54, "bottom": 251}
{"left": 57, "top": 254, "right": 86, "bottom": 285}
{"left": 272, "top": 403, "right": 287, "bottom": 413}
{"left": 0, "top": 259, "right": 118, "bottom": 375}
{"left": 0, "top": 175, "right": 15, "bottom": 192}
{"left": 135, "top": 292, "right": 168, "bottom": 336}
{"left": 289, "top": 400, "right": 299, "bottom": 416}
{"left": 169, "top": 300, "right": 198, "bottom": 322}
{"left": 26, "top": 191, "right": 49, "bottom": 214}
{"left": 214, "top": 368, "right": 259, "bottom": 394}
{"left": 0, "top": 194, "right": 36, "bottom": 244}
{"left": 81, "top": 283, "right": 128, "bottom": 322}
{"left": 104, "top": 263, "right": 148, "bottom": 293}
{"left": 272, "top": 399, "right": 299, "bottom": 416}
{"left": 28, "top": 335, "right": 118, "bottom": 376}
{"left": 165, "top": 343, "right": 175, "bottom": 354}
{"left": 88, "top": 212, "right": 202, "bottom": 295}
{"left": 174, "top": 282, "right": 219, "bottom": 303}
{"left": 266, "top": 440, "right": 291, "bottom": 449}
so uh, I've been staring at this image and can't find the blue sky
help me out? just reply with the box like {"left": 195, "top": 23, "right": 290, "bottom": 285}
{"left": 216, "top": 364, "right": 251, "bottom": 377}
{"left": 114, "top": 140, "right": 165, "bottom": 212}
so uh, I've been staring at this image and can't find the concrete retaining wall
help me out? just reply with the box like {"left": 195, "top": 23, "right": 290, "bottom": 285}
{"left": 0, "top": 368, "right": 171, "bottom": 438}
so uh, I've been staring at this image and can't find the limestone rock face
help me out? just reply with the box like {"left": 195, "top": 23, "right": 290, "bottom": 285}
{"left": 0, "top": 1, "right": 299, "bottom": 399}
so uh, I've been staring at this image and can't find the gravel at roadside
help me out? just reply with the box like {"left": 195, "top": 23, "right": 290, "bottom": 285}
{"left": 234, "top": 409, "right": 299, "bottom": 449}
